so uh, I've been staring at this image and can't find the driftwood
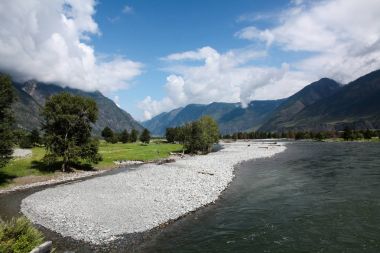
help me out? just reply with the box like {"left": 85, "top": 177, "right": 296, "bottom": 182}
{"left": 156, "top": 158, "right": 176, "bottom": 165}
{"left": 30, "top": 241, "right": 52, "bottom": 253}
{"left": 198, "top": 171, "right": 214, "bottom": 176}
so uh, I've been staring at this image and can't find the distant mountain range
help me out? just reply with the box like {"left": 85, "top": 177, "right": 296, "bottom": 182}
{"left": 143, "top": 69, "right": 380, "bottom": 135}
{"left": 12, "top": 80, "right": 143, "bottom": 134}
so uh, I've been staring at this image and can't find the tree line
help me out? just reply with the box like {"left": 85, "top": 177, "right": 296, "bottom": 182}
{"left": 165, "top": 116, "right": 220, "bottom": 154}
{"left": 222, "top": 128, "right": 380, "bottom": 141}
{"left": 101, "top": 126, "right": 151, "bottom": 144}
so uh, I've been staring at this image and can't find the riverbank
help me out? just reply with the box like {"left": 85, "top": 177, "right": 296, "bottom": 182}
{"left": 21, "top": 141, "right": 286, "bottom": 245}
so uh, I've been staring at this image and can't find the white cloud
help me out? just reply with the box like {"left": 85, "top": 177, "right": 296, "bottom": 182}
{"left": 291, "top": 0, "right": 304, "bottom": 6}
{"left": 235, "top": 27, "right": 275, "bottom": 47}
{"left": 122, "top": 5, "right": 133, "bottom": 14}
{"left": 236, "top": 0, "right": 380, "bottom": 83}
{"left": 139, "top": 46, "right": 312, "bottom": 120}
{"left": 113, "top": 95, "right": 121, "bottom": 108}
{"left": 0, "top": 0, "right": 142, "bottom": 92}
{"left": 140, "top": 0, "right": 380, "bottom": 120}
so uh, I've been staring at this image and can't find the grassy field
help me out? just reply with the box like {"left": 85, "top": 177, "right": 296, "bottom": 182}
{"left": 0, "top": 141, "right": 182, "bottom": 188}
{"left": 96, "top": 141, "right": 183, "bottom": 169}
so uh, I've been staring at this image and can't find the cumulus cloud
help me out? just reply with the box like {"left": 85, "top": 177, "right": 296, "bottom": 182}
{"left": 0, "top": 0, "right": 142, "bottom": 92}
{"left": 140, "top": 0, "right": 380, "bottom": 120}
{"left": 139, "top": 46, "right": 312, "bottom": 120}
{"left": 236, "top": 0, "right": 380, "bottom": 83}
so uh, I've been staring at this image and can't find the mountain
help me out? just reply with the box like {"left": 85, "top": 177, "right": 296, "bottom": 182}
{"left": 259, "top": 78, "right": 342, "bottom": 131}
{"left": 142, "top": 99, "right": 285, "bottom": 135}
{"left": 144, "top": 69, "right": 380, "bottom": 135}
{"left": 12, "top": 80, "right": 143, "bottom": 134}
{"left": 275, "top": 69, "right": 380, "bottom": 131}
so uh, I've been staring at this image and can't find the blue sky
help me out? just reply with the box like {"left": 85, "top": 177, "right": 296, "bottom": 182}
{"left": 92, "top": 0, "right": 293, "bottom": 119}
{"left": 1, "top": 0, "right": 380, "bottom": 120}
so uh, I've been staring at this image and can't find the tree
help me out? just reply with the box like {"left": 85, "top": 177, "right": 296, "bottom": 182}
{"left": 30, "top": 128, "right": 41, "bottom": 146}
{"left": 315, "top": 132, "right": 325, "bottom": 141}
{"left": 363, "top": 129, "right": 373, "bottom": 140}
{"left": 102, "top": 127, "right": 118, "bottom": 143}
{"left": 101, "top": 126, "right": 113, "bottom": 138}
{"left": 140, "top": 128, "right": 151, "bottom": 144}
{"left": 165, "top": 127, "right": 176, "bottom": 143}
{"left": 342, "top": 127, "right": 354, "bottom": 141}
{"left": 0, "top": 75, "right": 15, "bottom": 168}
{"left": 42, "top": 93, "right": 102, "bottom": 172}
{"left": 185, "top": 116, "right": 220, "bottom": 154}
{"left": 119, "top": 129, "right": 130, "bottom": 143}
{"left": 130, "top": 129, "right": 139, "bottom": 142}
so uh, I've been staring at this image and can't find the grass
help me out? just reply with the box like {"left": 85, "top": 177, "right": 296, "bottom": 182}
{"left": 0, "top": 216, "right": 45, "bottom": 253}
{"left": 96, "top": 141, "right": 183, "bottom": 169}
{"left": 0, "top": 141, "right": 182, "bottom": 188}
{"left": 0, "top": 148, "right": 47, "bottom": 187}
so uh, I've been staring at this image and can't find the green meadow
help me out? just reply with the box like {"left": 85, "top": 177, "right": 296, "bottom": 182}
{"left": 0, "top": 141, "right": 182, "bottom": 188}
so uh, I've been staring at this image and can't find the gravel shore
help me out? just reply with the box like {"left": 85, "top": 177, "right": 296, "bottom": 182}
{"left": 21, "top": 141, "right": 286, "bottom": 244}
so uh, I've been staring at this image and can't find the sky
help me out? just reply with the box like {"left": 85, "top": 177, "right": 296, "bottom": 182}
{"left": 1, "top": 0, "right": 380, "bottom": 121}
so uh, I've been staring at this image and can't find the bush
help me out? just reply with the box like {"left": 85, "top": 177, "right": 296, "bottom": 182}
{"left": 105, "top": 136, "right": 118, "bottom": 144}
{"left": 0, "top": 217, "right": 45, "bottom": 253}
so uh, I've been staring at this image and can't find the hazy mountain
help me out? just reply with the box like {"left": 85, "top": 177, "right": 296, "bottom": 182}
{"left": 275, "top": 69, "right": 380, "bottom": 131}
{"left": 142, "top": 100, "right": 285, "bottom": 135}
{"left": 12, "top": 80, "right": 143, "bottom": 134}
{"left": 259, "top": 78, "right": 342, "bottom": 131}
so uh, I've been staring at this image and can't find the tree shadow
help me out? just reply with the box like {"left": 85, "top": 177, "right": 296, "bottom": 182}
{"left": 31, "top": 160, "right": 96, "bottom": 173}
{"left": 70, "top": 163, "right": 95, "bottom": 171}
{"left": 0, "top": 171, "right": 16, "bottom": 187}
{"left": 31, "top": 160, "right": 63, "bottom": 173}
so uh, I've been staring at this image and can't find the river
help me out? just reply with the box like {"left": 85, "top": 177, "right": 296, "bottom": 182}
{"left": 1, "top": 141, "right": 380, "bottom": 252}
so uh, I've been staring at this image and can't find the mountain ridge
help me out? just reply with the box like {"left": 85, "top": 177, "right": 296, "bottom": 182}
{"left": 11, "top": 80, "right": 144, "bottom": 134}
{"left": 142, "top": 99, "right": 285, "bottom": 135}
{"left": 143, "top": 70, "right": 380, "bottom": 134}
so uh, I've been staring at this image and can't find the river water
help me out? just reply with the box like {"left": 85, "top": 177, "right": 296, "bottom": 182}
{"left": 1, "top": 141, "right": 380, "bottom": 252}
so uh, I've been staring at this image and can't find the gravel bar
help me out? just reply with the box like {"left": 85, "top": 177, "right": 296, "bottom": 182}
{"left": 21, "top": 141, "right": 286, "bottom": 244}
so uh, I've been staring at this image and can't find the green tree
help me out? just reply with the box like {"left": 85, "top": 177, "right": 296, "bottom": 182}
{"left": 0, "top": 75, "right": 15, "bottom": 168}
{"left": 185, "top": 116, "right": 220, "bottom": 154}
{"left": 101, "top": 126, "right": 113, "bottom": 138}
{"left": 119, "top": 129, "right": 130, "bottom": 143}
{"left": 165, "top": 127, "right": 176, "bottom": 143}
{"left": 103, "top": 127, "right": 118, "bottom": 143}
{"left": 30, "top": 128, "right": 41, "bottom": 146}
{"left": 140, "top": 128, "right": 151, "bottom": 144}
{"left": 342, "top": 127, "right": 354, "bottom": 141}
{"left": 42, "top": 92, "right": 101, "bottom": 172}
{"left": 130, "top": 129, "right": 139, "bottom": 142}
{"left": 363, "top": 129, "right": 373, "bottom": 140}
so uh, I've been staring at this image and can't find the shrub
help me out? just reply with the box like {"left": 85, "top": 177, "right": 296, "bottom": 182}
{"left": 0, "top": 216, "right": 45, "bottom": 253}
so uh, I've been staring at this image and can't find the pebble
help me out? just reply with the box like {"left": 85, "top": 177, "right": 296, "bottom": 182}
{"left": 21, "top": 141, "right": 286, "bottom": 245}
